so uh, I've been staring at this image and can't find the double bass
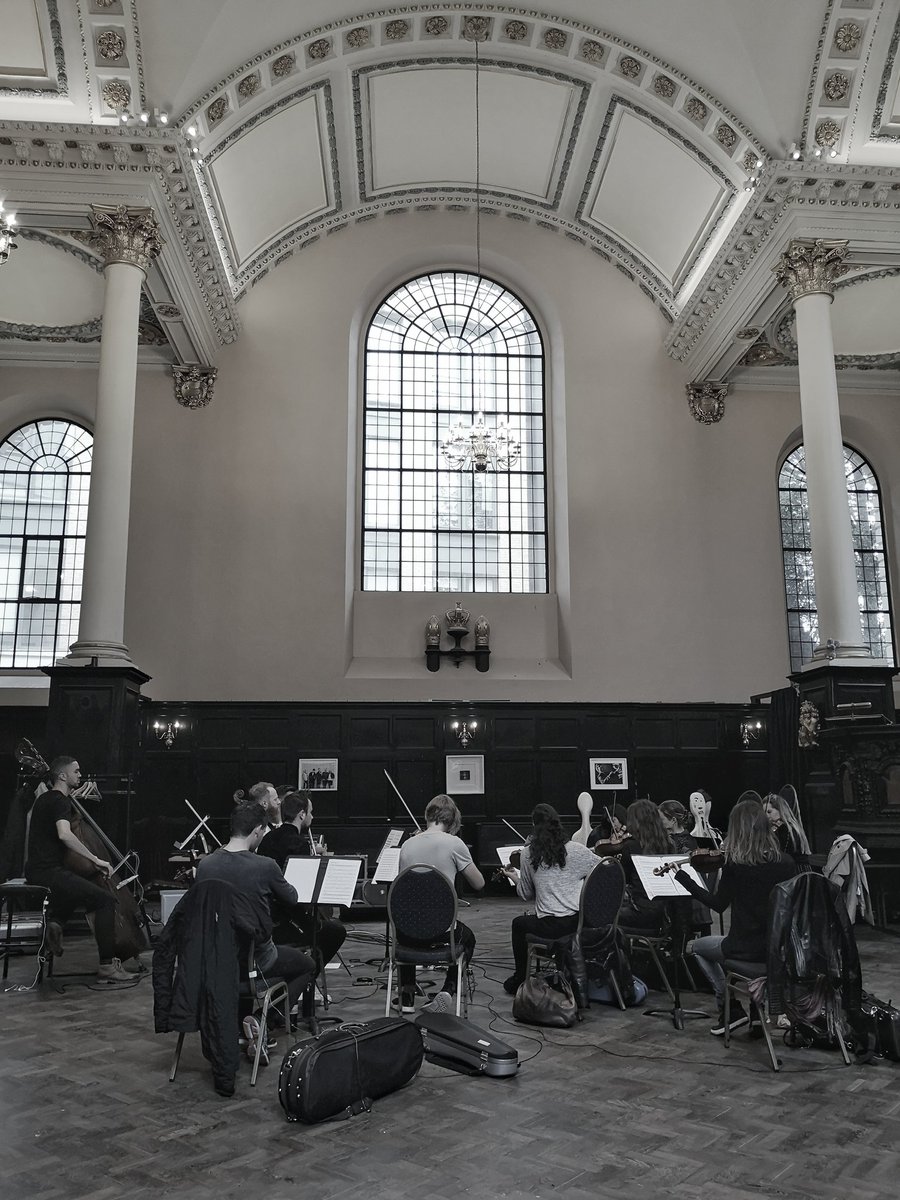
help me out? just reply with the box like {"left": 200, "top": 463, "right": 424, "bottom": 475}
{"left": 15, "top": 740, "right": 149, "bottom": 962}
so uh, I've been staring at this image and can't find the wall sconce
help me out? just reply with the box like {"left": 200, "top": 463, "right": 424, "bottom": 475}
{"left": 451, "top": 719, "right": 478, "bottom": 748}
{"left": 740, "top": 719, "right": 763, "bottom": 749}
{"left": 153, "top": 719, "right": 183, "bottom": 748}
{"left": 425, "top": 602, "right": 490, "bottom": 672}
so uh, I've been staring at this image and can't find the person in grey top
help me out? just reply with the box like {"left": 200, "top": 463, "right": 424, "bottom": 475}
{"left": 397, "top": 794, "right": 484, "bottom": 1012}
{"left": 501, "top": 803, "right": 597, "bottom": 994}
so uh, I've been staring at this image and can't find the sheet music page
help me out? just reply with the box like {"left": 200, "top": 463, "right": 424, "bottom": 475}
{"left": 377, "top": 829, "right": 405, "bottom": 860}
{"left": 496, "top": 844, "right": 525, "bottom": 866}
{"left": 318, "top": 856, "right": 363, "bottom": 905}
{"left": 373, "top": 847, "right": 401, "bottom": 882}
{"left": 284, "top": 856, "right": 321, "bottom": 903}
{"left": 631, "top": 855, "right": 706, "bottom": 899}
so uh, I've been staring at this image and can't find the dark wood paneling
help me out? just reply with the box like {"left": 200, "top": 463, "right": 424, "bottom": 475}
{"left": 350, "top": 717, "right": 391, "bottom": 748}
{"left": 537, "top": 716, "right": 578, "bottom": 747}
{"left": 494, "top": 717, "right": 534, "bottom": 748}
{"left": 197, "top": 717, "right": 243, "bottom": 749}
{"left": 393, "top": 717, "right": 435, "bottom": 749}
{"left": 634, "top": 718, "right": 677, "bottom": 749}
{"left": 245, "top": 716, "right": 290, "bottom": 746}
{"left": 678, "top": 718, "right": 719, "bottom": 749}
{"left": 583, "top": 714, "right": 629, "bottom": 748}
{"left": 296, "top": 713, "right": 341, "bottom": 750}
{"left": 492, "top": 757, "right": 537, "bottom": 813}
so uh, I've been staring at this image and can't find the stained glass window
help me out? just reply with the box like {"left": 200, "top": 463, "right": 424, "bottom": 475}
{"left": 362, "top": 272, "right": 547, "bottom": 592}
{"left": 779, "top": 444, "right": 894, "bottom": 670}
{"left": 0, "top": 420, "right": 92, "bottom": 666}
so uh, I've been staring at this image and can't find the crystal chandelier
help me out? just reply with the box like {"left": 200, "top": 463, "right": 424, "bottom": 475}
{"left": 440, "top": 411, "right": 520, "bottom": 472}
{"left": 438, "top": 24, "right": 520, "bottom": 475}
{"left": 0, "top": 203, "right": 19, "bottom": 267}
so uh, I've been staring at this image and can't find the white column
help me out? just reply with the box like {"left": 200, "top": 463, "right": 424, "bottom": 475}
{"left": 64, "top": 204, "right": 163, "bottom": 665}
{"left": 773, "top": 238, "right": 868, "bottom": 660}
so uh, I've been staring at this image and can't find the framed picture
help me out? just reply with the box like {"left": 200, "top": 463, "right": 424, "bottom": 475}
{"left": 446, "top": 754, "right": 485, "bottom": 795}
{"left": 589, "top": 757, "right": 628, "bottom": 791}
{"left": 298, "top": 758, "right": 338, "bottom": 791}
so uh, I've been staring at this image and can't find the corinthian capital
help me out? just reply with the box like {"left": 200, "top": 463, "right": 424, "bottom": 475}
{"left": 687, "top": 381, "right": 727, "bottom": 425}
{"left": 90, "top": 203, "right": 164, "bottom": 275}
{"left": 772, "top": 238, "right": 849, "bottom": 302}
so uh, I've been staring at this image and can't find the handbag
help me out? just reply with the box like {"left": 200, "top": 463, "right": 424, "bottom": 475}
{"left": 860, "top": 991, "right": 900, "bottom": 1061}
{"left": 278, "top": 1018, "right": 424, "bottom": 1124}
{"left": 512, "top": 969, "right": 578, "bottom": 1028}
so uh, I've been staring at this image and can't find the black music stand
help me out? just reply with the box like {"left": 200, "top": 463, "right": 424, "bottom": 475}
{"left": 642, "top": 900, "right": 708, "bottom": 1030}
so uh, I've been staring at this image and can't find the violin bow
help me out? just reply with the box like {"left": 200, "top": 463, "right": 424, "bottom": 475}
{"left": 501, "top": 816, "right": 527, "bottom": 842}
{"left": 383, "top": 769, "right": 423, "bottom": 831}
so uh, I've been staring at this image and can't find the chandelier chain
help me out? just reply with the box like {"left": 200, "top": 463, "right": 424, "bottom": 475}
{"left": 475, "top": 38, "right": 481, "bottom": 281}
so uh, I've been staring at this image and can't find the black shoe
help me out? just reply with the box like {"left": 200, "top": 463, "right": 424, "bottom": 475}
{"left": 748, "top": 1020, "right": 764, "bottom": 1040}
{"left": 710, "top": 1002, "right": 750, "bottom": 1036}
{"left": 503, "top": 975, "right": 523, "bottom": 996}
{"left": 213, "top": 1074, "right": 235, "bottom": 1097}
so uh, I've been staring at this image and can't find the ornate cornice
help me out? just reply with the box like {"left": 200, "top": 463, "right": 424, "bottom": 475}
{"left": 173, "top": 364, "right": 217, "bottom": 409}
{"left": 89, "top": 203, "right": 164, "bottom": 273}
{"left": 686, "top": 381, "right": 727, "bottom": 425}
{"left": 871, "top": 9, "right": 900, "bottom": 142}
{"left": 773, "top": 237, "right": 850, "bottom": 302}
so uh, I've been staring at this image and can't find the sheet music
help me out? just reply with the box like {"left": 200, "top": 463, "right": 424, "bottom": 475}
{"left": 377, "top": 829, "right": 405, "bottom": 861}
{"left": 373, "top": 847, "right": 401, "bottom": 883}
{"left": 318, "top": 856, "right": 363, "bottom": 906}
{"left": 284, "top": 856, "right": 321, "bottom": 903}
{"left": 631, "top": 855, "right": 706, "bottom": 900}
{"left": 496, "top": 844, "right": 525, "bottom": 867}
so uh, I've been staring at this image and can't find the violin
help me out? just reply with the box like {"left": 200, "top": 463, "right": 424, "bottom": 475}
{"left": 652, "top": 848, "right": 726, "bottom": 876}
{"left": 492, "top": 848, "right": 522, "bottom": 883}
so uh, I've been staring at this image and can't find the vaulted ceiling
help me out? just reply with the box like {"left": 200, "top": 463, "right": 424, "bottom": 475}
{"left": 1, "top": 1, "right": 899, "bottom": 384}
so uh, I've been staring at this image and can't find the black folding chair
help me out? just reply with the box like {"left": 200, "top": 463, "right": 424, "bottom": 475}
{"left": 385, "top": 866, "right": 468, "bottom": 1018}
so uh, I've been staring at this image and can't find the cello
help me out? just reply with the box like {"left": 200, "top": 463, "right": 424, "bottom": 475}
{"left": 15, "top": 740, "right": 149, "bottom": 962}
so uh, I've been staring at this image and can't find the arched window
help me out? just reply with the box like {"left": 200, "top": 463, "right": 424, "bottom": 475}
{"left": 0, "top": 419, "right": 92, "bottom": 667}
{"left": 362, "top": 271, "right": 547, "bottom": 592}
{"left": 779, "top": 444, "right": 894, "bottom": 670}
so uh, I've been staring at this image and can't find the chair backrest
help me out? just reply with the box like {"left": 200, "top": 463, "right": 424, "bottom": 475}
{"left": 580, "top": 858, "right": 625, "bottom": 930}
{"left": 388, "top": 865, "right": 458, "bottom": 945}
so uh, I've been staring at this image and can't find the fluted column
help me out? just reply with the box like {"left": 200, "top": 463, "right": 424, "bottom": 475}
{"left": 63, "top": 203, "right": 164, "bottom": 665}
{"left": 773, "top": 238, "right": 868, "bottom": 661}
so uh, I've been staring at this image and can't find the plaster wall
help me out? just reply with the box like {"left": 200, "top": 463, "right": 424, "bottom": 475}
{"left": 2, "top": 211, "right": 899, "bottom": 702}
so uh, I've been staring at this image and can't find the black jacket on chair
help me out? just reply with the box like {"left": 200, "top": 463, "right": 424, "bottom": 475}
{"left": 152, "top": 879, "right": 265, "bottom": 1086}
{"left": 766, "top": 872, "right": 863, "bottom": 1021}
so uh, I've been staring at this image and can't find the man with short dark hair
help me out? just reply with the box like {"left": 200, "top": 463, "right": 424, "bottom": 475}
{"left": 397, "top": 793, "right": 484, "bottom": 1013}
{"left": 25, "top": 756, "right": 132, "bottom": 983}
{"left": 195, "top": 801, "right": 315, "bottom": 1017}
{"left": 258, "top": 792, "right": 346, "bottom": 971}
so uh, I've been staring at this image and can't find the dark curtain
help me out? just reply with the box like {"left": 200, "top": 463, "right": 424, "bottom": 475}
{"left": 768, "top": 686, "right": 800, "bottom": 794}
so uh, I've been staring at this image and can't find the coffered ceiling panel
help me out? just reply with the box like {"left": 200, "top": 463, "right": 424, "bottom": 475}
{"left": 206, "top": 95, "right": 329, "bottom": 269}
{"left": 366, "top": 66, "right": 575, "bottom": 200}
{"left": 583, "top": 107, "right": 730, "bottom": 288}
{"left": 0, "top": 0, "right": 46, "bottom": 77}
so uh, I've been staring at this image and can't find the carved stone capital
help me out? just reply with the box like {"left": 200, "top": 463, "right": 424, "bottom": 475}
{"left": 173, "top": 364, "right": 217, "bottom": 409}
{"left": 687, "top": 381, "right": 727, "bottom": 425}
{"left": 89, "top": 203, "right": 164, "bottom": 275}
{"left": 772, "top": 238, "right": 850, "bottom": 302}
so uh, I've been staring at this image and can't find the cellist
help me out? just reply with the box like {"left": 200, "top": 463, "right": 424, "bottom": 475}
{"left": 24, "top": 755, "right": 134, "bottom": 983}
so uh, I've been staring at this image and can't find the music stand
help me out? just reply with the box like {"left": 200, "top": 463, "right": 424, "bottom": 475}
{"left": 173, "top": 799, "right": 221, "bottom": 855}
{"left": 285, "top": 855, "right": 362, "bottom": 1027}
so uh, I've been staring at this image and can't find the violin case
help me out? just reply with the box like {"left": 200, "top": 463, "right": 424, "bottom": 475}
{"left": 414, "top": 1011, "right": 519, "bottom": 1077}
{"left": 278, "top": 1017, "right": 424, "bottom": 1124}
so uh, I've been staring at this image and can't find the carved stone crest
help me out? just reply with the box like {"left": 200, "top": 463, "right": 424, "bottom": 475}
{"left": 173, "top": 365, "right": 217, "bottom": 410}
{"left": 798, "top": 700, "right": 820, "bottom": 748}
{"left": 686, "top": 381, "right": 727, "bottom": 425}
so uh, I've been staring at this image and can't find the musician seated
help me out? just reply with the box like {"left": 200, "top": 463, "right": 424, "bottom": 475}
{"left": 586, "top": 804, "right": 628, "bottom": 853}
{"left": 763, "top": 792, "right": 811, "bottom": 868}
{"left": 657, "top": 801, "right": 697, "bottom": 853}
{"left": 233, "top": 781, "right": 282, "bottom": 828}
{"left": 195, "top": 801, "right": 316, "bottom": 1021}
{"left": 501, "top": 803, "right": 598, "bottom": 995}
{"left": 613, "top": 799, "right": 681, "bottom": 933}
{"left": 24, "top": 756, "right": 133, "bottom": 984}
{"left": 674, "top": 799, "right": 798, "bottom": 1036}
{"left": 257, "top": 791, "right": 346, "bottom": 971}
{"left": 397, "top": 794, "right": 485, "bottom": 1014}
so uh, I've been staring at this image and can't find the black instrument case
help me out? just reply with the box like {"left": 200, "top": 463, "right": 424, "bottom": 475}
{"left": 415, "top": 1011, "right": 519, "bottom": 1077}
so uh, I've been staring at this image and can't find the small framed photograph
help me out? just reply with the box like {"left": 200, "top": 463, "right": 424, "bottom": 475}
{"left": 298, "top": 758, "right": 338, "bottom": 791}
{"left": 589, "top": 757, "right": 628, "bottom": 791}
{"left": 446, "top": 754, "right": 485, "bottom": 795}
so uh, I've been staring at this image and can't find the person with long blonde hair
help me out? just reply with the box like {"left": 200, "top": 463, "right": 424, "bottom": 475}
{"left": 673, "top": 799, "right": 797, "bottom": 1036}
{"left": 763, "top": 792, "right": 811, "bottom": 865}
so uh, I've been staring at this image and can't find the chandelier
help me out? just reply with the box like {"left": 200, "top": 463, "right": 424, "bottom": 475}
{"left": 440, "top": 411, "right": 520, "bottom": 472}
{"left": 0, "top": 204, "right": 18, "bottom": 267}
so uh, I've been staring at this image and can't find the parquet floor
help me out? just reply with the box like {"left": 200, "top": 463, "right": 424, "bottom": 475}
{"left": 2, "top": 895, "right": 899, "bottom": 1200}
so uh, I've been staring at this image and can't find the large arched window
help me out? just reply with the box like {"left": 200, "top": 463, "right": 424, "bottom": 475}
{"left": 779, "top": 444, "right": 894, "bottom": 670}
{"left": 0, "top": 419, "right": 92, "bottom": 667}
{"left": 362, "top": 271, "right": 547, "bottom": 592}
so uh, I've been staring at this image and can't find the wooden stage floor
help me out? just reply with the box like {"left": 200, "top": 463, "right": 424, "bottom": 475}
{"left": 2, "top": 894, "right": 899, "bottom": 1200}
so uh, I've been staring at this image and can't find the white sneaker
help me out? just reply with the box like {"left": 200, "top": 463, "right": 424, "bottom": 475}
{"left": 421, "top": 991, "right": 454, "bottom": 1015}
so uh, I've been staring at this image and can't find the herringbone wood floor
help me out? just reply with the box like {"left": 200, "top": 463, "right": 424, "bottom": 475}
{"left": 2, "top": 895, "right": 898, "bottom": 1200}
